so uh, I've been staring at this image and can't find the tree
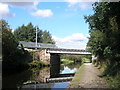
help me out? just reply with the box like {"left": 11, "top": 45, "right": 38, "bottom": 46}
{"left": 14, "top": 22, "right": 55, "bottom": 44}
{"left": 84, "top": 2, "right": 120, "bottom": 62}
{"left": 41, "top": 30, "right": 55, "bottom": 44}
{"left": 2, "top": 20, "right": 29, "bottom": 71}
{"left": 84, "top": 2, "right": 120, "bottom": 79}
{"left": 2, "top": 20, "right": 19, "bottom": 61}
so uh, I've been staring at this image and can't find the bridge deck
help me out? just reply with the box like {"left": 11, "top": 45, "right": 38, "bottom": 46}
{"left": 46, "top": 48, "right": 92, "bottom": 55}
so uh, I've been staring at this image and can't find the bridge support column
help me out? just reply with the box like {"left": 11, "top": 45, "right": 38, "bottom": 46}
{"left": 50, "top": 54, "right": 60, "bottom": 65}
{"left": 50, "top": 54, "right": 60, "bottom": 77}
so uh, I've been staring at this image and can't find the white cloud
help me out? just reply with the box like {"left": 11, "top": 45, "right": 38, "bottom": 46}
{"left": 52, "top": 33, "right": 88, "bottom": 49}
{"left": 2, "top": 1, "right": 53, "bottom": 18}
{"left": 3, "top": 0, "right": 39, "bottom": 10}
{"left": 65, "top": 0, "right": 97, "bottom": 10}
{"left": 31, "top": 9, "right": 53, "bottom": 18}
{"left": 0, "top": 3, "right": 15, "bottom": 18}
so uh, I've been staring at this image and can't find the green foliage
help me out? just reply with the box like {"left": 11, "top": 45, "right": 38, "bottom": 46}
{"left": 108, "top": 74, "right": 120, "bottom": 88}
{"left": 28, "top": 60, "right": 49, "bottom": 68}
{"left": 1, "top": 20, "right": 31, "bottom": 71}
{"left": 85, "top": 2, "right": 120, "bottom": 60}
{"left": 82, "top": 58, "right": 90, "bottom": 63}
{"left": 61, "top": 54, "right": 91, "bottom": 63}
{"left": 2, "top": 19, "right": 55, "bottom": 72}
{"left": 41, "top": 30, "right": 55, "bottom": 44}
{"left": 61, "top": 55, "right": 82, "bottom": 62}
{"left": 14, "top": 22, "right": 55, "bottom": 44}
{"left": 85, "top": 2, "right": 120, "bottom": 88}
{"left": 61, "top": 59, "right": 74, "bottom": 65}
{"left": 2, "top": 20, "right": 18, "bottom": 58}
{"left": 2, "top": 20, "right": 18, "bottom": 62}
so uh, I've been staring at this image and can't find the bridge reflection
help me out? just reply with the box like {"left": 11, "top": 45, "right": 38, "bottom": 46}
{"left": 35, "top": 64, "right": 75, "bottom": 83}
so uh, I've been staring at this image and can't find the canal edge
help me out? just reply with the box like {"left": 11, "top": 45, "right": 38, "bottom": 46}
{"left": 66, "top": 64, "right": 85, "bottom": 88}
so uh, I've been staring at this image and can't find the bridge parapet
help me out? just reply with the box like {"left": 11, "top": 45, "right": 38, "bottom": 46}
{"left": 46, "top": 48, "right": 91, "bottom": 55}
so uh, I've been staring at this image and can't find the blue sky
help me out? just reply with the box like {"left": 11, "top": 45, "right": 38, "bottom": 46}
{"left": 0, "top": 1, "right": 94, "bottom": 49}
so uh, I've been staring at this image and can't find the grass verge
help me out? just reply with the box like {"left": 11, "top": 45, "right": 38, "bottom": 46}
{"left": 67, "top": 64, "right": 85, "bottom": 88}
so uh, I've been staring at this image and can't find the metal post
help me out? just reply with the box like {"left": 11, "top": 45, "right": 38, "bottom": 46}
{"left": 36, "top": 26, "right": 37, "bottom": 49}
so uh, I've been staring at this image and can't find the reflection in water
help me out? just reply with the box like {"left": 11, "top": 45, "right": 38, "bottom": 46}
{"left": 50, "top": 64, "right": 60, "bottom": 78}
{"left": 2, "top": 63, "right": 81, "bottom": 89}
{"left": 60, "top": 66, "right": 77, "bottom": 74}
{"left": 2, "top": 70, "right": 33, "bottom": 89}
{"left": 22, "top": 82, "right": 70, "bottom": 89}
{"left": 60, "top": 63, "right": 81, "bottom": 74}
{"left": 35, "top": 67, "right": 50, "bottom": 83}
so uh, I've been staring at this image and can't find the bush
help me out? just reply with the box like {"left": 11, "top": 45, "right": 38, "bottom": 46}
{"left": 28, "top": 60, "right": 49, "bottom": 68}
{"left": 61, "top": 59, "right": 74, "bottom": 65}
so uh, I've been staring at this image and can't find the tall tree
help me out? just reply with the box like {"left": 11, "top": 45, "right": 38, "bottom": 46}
{"left": 41, "top": 30, "right": 55, "bottom": 44}
{"left": 2, "top": 20, "right": 18, "bottom": 61}
{"left": 14, "top": 22, "right": 55, "bottom": 44}
{"left": 2, "top": 20, "right": 30, "bottom": 71}
{"left": 85, "top": 2, "right": 120, "bottom": 62}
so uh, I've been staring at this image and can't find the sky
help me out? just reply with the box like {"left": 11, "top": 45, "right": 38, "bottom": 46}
{"left": 0, "top": 0, "right": 96, "bottom": 49}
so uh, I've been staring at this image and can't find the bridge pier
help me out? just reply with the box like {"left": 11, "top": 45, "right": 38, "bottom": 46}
{"left": 50, "top": 54, "right": 60, "bottom": 65}
{"left": 50, "top": 54, "right": 60, "bottom": 78}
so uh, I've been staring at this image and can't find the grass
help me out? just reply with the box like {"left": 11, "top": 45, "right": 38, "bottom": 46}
{"left": 107, "top": 74, "right": 120, "bottom": 88}
{"left": 67, "top": 64, "right": 85, "bottom": 88}
{"left": 61, "top": 59, "right": 74, "bottom": 65}
{"left": 93, "top": 60, "right": 120, "bottom": 89}
{"left": 103, "top": 68, "right": 120, "bottom": 88}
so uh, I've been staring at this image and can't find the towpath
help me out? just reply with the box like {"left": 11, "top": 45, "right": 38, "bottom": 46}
{"left": 67, "top": 63, "right": 109, "bottom": 88}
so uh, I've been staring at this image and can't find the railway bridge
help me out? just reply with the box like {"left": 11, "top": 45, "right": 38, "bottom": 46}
{"left": 19, "top": 41, "right": 92, "bottom": 66}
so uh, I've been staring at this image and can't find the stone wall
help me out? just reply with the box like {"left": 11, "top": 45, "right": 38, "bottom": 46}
{"left": 35, "top": 49, "right": 50, "bottom": 64}
{"left": 33, "top": 49, "right": 61, "bottom": 66}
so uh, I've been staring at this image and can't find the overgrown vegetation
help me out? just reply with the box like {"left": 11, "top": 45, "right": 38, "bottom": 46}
{"left": 85, "top": 2, "right": 120, "bottom": 88}
{"left": 2, "top": 20, "right": 30, "bottom": 71}
{"left": 2, "top": 19, "right": 54, "bottom": 73}
{"left": 28, "top": 60, "right": 49, "bottom": 68}
{"left": 60, "top": 54, "right": 92, "bottom": 64}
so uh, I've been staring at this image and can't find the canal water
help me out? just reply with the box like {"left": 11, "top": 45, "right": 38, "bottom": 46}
{"left": 3, "top": 63, "right": 81, "bottom": 89}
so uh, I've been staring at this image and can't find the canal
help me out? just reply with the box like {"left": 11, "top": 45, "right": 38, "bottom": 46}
{"left": 3, "top": 63, "right": 81, "bottom": 89}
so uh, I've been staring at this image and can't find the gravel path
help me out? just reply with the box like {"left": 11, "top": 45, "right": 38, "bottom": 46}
{"left": 68, "top": 63, "right": 109, "bottom": 88}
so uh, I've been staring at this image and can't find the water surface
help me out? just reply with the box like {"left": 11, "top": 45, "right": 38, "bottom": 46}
{"left": 3, "top": 63, "right": 81, "bottom": 89}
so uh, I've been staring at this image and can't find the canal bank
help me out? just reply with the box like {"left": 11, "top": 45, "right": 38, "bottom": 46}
{"left": 2, "top": 62, "right": 81, "bottom": 89}
{"left": 67, "top": 63, "right": 109, "bottom": 88}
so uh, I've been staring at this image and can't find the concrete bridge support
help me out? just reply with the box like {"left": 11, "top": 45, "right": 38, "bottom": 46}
{"left": 50, "top": 54, "right": 60, "bottom": 65}
{"left": 34, "top": 50, "right": 61, "bottom": 66}
{"left": 50, "top": 54, "right": 60, "bottom": 78}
